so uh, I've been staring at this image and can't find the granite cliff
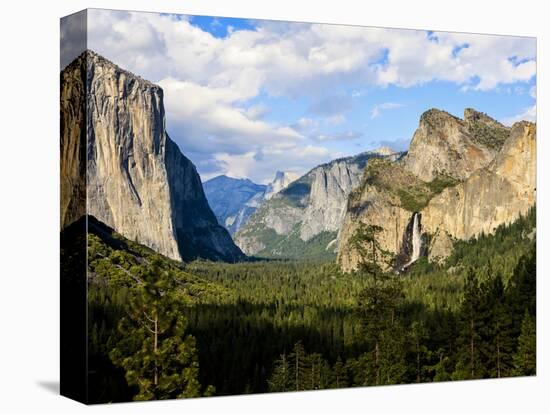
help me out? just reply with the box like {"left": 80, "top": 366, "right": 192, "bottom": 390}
{"left": 338, "top": 109, "right": 535, "bottom": 272}
{"left": 402, "top": 108, "right": 509, "bottom": 181}
{"left": 60, "top": 50, "right": 243, "bottom": 262}
{"left": 422, "top": 121, "right": 536, "bottom": 261}
{"left": 235, "top": 149, "right": 402, "bottom": 258}
{"left": 264, "top": 171, "right": 300, "bottom": 200}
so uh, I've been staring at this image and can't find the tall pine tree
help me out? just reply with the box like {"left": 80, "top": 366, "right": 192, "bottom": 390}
{"left": 512, "top": 311, "right": 536, "bottom": 376}
{"left": 109, "top": 259, "right": 204, "bottom": 400}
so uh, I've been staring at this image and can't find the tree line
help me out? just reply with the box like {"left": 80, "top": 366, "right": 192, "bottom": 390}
{"left": 80, "top": 207, "right": 535, "bottom": 401}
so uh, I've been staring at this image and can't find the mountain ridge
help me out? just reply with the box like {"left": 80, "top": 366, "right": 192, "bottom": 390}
{"left": 235, "top": 149, "right": 403, "bottom": 258}
{"left": 204, "top": 175, "right": 267, "bottom": 235}
{"left": 337, "top": 108, "right": 535, "bottom": 272}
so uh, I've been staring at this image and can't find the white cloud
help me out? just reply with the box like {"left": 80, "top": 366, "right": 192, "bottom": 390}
{"left": 158, "top": 78, "right": 303, "bottom": 156}
{"left": 500, "top": 85, "right": 536, "bottom": 126}
{"left": 245, "top": 103, "right": 270, "bottom": 119}
{"left": 88, "top": 10, "right": 536, "bottom": 98}
{"left": 325, "top": 114, "right": 346, "bottom": 125}
{"left": 370, "top": 102, "right": 404, "bottom": 119}
{"left": 210, "top": 145, "right": 331, "bottom": 183}
{"left": 314, "top": 131, "right": 363, "bottom": 142}
{"left": 293, "top": 117, "right": 318, "bottom": 131}
{"left": 86, "top": 9, "right": 536, "bottom": 182}
{"left": 501, "top": 105, "right": 536, "bottom": 126}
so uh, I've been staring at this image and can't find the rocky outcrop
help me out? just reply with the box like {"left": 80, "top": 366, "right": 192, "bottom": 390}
{"left": 235, "top": 150, "right": 402, "bottom": 257}
{"left": 337, "top": 159, "right": 423, "bottom": 272}
{"left": 402, "top": 108, "right": 509, "bottom": 181}
{"left": 422, "top": 121, "right": 536, "bottom": 261}
{"left": 204, "top": 175, "right": 266, "bottom": 234}
{"left": 61, "top": 50, "right": 243, "bottom": 262}
{"left": 264, "top": 171, "right": 300, "bottom": 200}
{"left": 337, "top": 108, "right": 535, "bottom": 272}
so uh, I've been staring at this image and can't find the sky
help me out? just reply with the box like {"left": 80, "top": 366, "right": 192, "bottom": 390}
{"left": 83, "top": 9, "right": 537, "bottom": 184}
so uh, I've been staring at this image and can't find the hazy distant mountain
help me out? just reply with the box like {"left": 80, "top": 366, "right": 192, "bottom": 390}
{"left": 204, "top": 176, "right": 266, "bottom": 235}
{"left": 263, "top": 171, "right": 300, "bottom": 200}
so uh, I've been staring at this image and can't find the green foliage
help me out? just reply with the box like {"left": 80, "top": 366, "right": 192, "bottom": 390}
{"left": 249, "top": 227, "right": 338, "bottom": 261}
{"left": 87, "top": 232, "right": 232, "bottom": 304}
{"left": 82, "top": 220, "right": 227, "bottom": 402}
{"left": 349, "top": 223, "right": 392, "bottom": 276}
{"left": 512, "top": 311, "right": 536, "bottom": 376}
{"left": 404, "top": 206, "right": 536, "bottom": 311}
{"left": 81, "top": 207, "right": 535, "bottom": 400}
{"left": 468, "top": 118, "right": 509, "bottom": 150}
{"left": 268, "top": 352, "right": 292, "bottom": 392}
{"left": 426, "top": 174, "right": 459, "bottom": 195}
{"left": 397, "top": 174, "right": 459, "bottom": 212}
{"left": 109, "top": 259, "right": 205, "bottom": 400}
{"left": 397, "top": 187, "right": 433, "bottom": 212}
{"left": 269, "top": 342, "right": 339, "bottom": 392}
{"left": 452, "top": 269, "right": 486, "bottom": 380}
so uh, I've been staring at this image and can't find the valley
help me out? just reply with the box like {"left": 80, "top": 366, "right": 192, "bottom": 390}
{"left": 60, "top": 50, "right": 537, "bottom": 402}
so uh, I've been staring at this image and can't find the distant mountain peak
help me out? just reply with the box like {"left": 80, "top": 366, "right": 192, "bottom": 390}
{"left": 203, "top": 175, "right": 266, "bottom": 235}
{"left": 368, "top": 146, "right": 398, "bottom": 156}
{"left": 264, "top": 171, "right": 300, "bottom": 200}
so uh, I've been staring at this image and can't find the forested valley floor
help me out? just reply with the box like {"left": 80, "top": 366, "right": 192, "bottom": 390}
{"left": 75, "top": 208, "right": 535, "bottom": 402}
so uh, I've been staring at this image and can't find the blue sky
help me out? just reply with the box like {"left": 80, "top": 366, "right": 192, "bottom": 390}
{"left": 84, "top": 9, "right": 537, "bottom": 184}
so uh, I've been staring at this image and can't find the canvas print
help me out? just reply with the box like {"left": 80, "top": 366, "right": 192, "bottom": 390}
{"left": 60, "top": 9, "right": 536, "bottom": 404}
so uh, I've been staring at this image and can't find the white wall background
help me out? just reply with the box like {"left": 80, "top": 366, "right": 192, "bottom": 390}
{"left": 0, "top": 0, "right": 547, "bottom": 412}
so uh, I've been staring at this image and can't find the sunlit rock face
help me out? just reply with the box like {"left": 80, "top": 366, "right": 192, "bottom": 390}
{"left": 263, "top": 171, "right": 300, "bottom": 200}
{"left": 402, "top": 108, "right": 509, "bottom": 182}
{"left": 422, "top": 121, "right": 536, "bottom": 261}
{"left": 337, "top": 108, "right": 535, "bottom": 272}
{"left": 235, "top": 150, "right": 402, "bottom": 257}
{"left": 61, "top": 50, "right": 243, "bottom": 262}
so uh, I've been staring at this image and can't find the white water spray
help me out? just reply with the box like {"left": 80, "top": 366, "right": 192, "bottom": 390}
{"left": 404, "top": 213, "right": 422, "bottom": 268}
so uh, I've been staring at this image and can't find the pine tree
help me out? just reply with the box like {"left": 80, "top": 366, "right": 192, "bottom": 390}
{"left": 410, "top": 321, "right": 429, "bottom": 383}
{"left": 506, "top": 248, "right": 536, "bottom": 336}
{"left": 512, "top": 311, "right": 536, "bottom": 376}
{"left": 432, "top": 348, "right": 451, "bottom": 382}
{"left": 109, "top": 259, "right": 204, "bottom": 400}
{"left": 483, "top": 275, "right": 514, "bottom": 378}
{"left": 349, "top": 223, "right": 392, "bottom": 278}
{"left": 332, "top": 357, "right": 348, "bottom": 388}
{"left": 290, "top": 341, "right": 308, "bottom": 391}
{"left": 306, "top": 353, "right": 328, "bottom": 390}
{"left": 268, "top": 352, "right": 292, "bottom": 392}
{"left": 357, "top": 277, "right": 404, "bottom": 385}
{"left": 378, "top": 322, "right": 407, "bottom": 385}
{"left": 453, "top": 268, "right": 484, "bottom": 380}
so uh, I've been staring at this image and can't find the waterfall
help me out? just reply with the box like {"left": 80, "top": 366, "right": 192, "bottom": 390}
{"left": 403, "top": 212, "right": 422, "bottom": 269}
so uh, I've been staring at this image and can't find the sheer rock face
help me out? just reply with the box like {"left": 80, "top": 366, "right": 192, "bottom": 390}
{"left": 422, "top": 121, "right": 536, "bottom": 261}
{"left": 337, "top": 160, "right": 418, "bottom": 272}
{"left": 61, "top": 51, "right": 243, "bottom": 262}
{"left": 402, "top": 108, "right": 509, "bottom": 181}
{"left": 263, "top": 171, "right": 300, "bottom": 200}
{"left": 338, "top": 108, "right": 535, "bottom": 272}
{"left": 235, "top": 151, "right": 402, "bottom": 256}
